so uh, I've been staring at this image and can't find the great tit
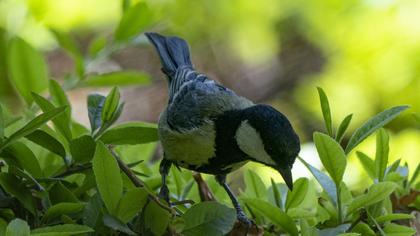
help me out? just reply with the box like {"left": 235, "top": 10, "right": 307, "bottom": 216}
{"left": 145, "top": 32, "right": 300, "bottom": 225}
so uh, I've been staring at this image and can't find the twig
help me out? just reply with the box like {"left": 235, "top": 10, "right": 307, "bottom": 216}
{"left": 53, "top": 164, "right": 92, "bottom": 178}
{"left": 107, "top": 146, "right": 175, "bottom": 215}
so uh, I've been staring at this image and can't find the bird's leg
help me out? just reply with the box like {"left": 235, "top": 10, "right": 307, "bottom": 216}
{"left": 216, "top": 174, "right": 252, "bottom": 226}
{"left": 159, "top": 158, "right": 172, "bottom": 204}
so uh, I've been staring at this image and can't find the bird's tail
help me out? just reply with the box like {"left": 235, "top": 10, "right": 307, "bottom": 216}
{"left": 145, "top": 32, "right": 193, "bottom": 81}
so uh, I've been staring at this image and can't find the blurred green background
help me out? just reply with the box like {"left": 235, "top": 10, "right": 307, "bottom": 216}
{"left": 0, "top": 0, "right": 419, "bottom": 188}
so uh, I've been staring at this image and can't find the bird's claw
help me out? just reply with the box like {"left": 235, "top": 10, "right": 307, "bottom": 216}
{"left": 158, "top": 185, "right": 170, "bottom": 204}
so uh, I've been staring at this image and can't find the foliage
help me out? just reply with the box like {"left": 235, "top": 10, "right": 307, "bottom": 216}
{"left": 0, "top": 2, "right": 418, "bottom": 236}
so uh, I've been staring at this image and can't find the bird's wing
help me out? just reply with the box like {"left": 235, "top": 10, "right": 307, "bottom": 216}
{"left": 166, "top": 76, "right": 253, "bottom": 130}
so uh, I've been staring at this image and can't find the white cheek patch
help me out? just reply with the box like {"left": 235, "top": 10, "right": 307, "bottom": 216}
{"left": 235, "top": 120, "right": 276, "bottom": 166}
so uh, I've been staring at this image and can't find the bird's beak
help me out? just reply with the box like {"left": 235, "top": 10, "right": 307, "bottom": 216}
{"left": 277, "top": 167, "right": 293, "bottom": 191}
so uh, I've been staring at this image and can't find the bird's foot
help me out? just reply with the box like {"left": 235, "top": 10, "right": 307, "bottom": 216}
{"left": 237, "top": 211, "right": 255, "bottom": 227}
{"left": 158, "top": 185, "right": 170, "bottom": 204}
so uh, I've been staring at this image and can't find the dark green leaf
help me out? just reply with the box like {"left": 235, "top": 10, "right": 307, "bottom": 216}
{"left": 347, "top": 182, "right": 397, "bottom": 215}
{"left": 31, "top": 224, "right": 93, "bottom": 236}
{"left": 83, "top": 193, "right": 103, "bottom": 229}
{"left": 116, "top": 187, "right": 148, "bottom": 223}
{"left": 0, "top": 104, "right": 4, "bottom": 143}
{"left": 244, "top": 170, "right": 266, "bottom": 199}
{"left": 100, "top": 122, "right": 158, "bottom": 145}
{"left": 0, "top": 218, "right": 6, "bottom": 236}
{"left": 356, "top": 151, "right": 375, "bottom": 180}
{"left": 335, "top": 114, "right": 353, "bottom": 143}
{"left": 375, "top": 129, "right": 389, "bottom": 181}
{"left": 298, "top": 157, "right": 337, "bottom": 205}
{"left": 7, "top": 37, "right": 48, "bottom": 104}
{"left": 1, "top": 141, "right": 43, "bottom": 178}
{"left": 70, "top": 135, "right": 96, "bottom": 164}
{"left": 26, "top": 129, "right": 66, "bottom": 158}
{"left": 114, "top": 2, "right": 154, "bottom": 42}
{"left": 345, "top": 106, "right": 409, "bottom": 154}
{"left": 49, "top": 80, "right": 71, "bottom": 121}
{"left": 317, "top": 87, "right": 333, "bottom": 136}
{"left": 285, "top": 178, "right": 309, "bottom": 211}
{"left": 182, "top": 201, "right": 236, "bottom": 236}
{"left": 144, "top": 201, "right": 170, "bottom": 236}
{"left": 49, "top": 182, "right": 79, "bottom": 204}
{"left": 242, "top": 198, "right": 298, "bottom": 236}
{"left": 375, "top": 213, "right": 414, "bottom": 223}
{"left": 0, "top": 173, "right": 36, "bottom": 214}
{"left": 103, "top": 214, "right": 135, "bottom": 235}
{"left": 32, "top": 93, "right": 72, "bottom": 141}
{"left": 92, "top": 141, "right": 122, "bottom": 215}
{"left": 313, "top": 132, "right": 347, "bottom": 186}
{"left": 42, "top": 203, "right": 85, "bottom": 222}
{"left": 101, "top": 87, "right": 120, "bottom": 123}
{"left": 5, "top": 218, "right": 30, "bottom": 236}
{"left": 87, "top": 94, "right": 106, "bottom": 132}
{"left": 8, "top": 166, "right": 44, "bottom": 191}
{"left": 84, "top": 71, "right": 150, "bottom": 87}
{"left": 0, "top": 106, "right": 66, "bottom": 150}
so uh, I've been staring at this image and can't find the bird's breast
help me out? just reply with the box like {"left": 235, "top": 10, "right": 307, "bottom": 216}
{"left": 158, "top": 116, "right": 216, "bottom": 168}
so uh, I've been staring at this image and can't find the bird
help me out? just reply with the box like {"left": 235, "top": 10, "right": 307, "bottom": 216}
{"left": 145, "top": 32, "right": 300, "bottom": 225}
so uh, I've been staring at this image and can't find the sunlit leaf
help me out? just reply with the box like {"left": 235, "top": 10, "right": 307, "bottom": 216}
{"left": 383, "top": 222, "right": 416, "bottom": 236}
{"left": 285, "top": 178, "right": 309, "bottom": 211}
{"left": 84, "top": 71, "right": 150, "bottom": 87}
{"left": 42, "top": 203, "right": 86, "bottom": 222}
{"left": 244, "top": 170, "right": 266, "bottom": 199}
{"left": 317, "top": 87, "right": 333, "bottom": 136}
{"left": 356, "top": 151, "right": 375, "bottom": 180}
{"left": 7, "top": 37, "right": 48, "bottom": 103}
{"left": 92, "top": 141, "right": 123, "bottom": 215}
{"left": 49, "top": 80, "right": 72, "bottom": 121}
{"left": 102, "top": 87, "right": 120, "bottom": 123}
{"left": 335, "top": 114, "right": 352, "bottom": 143}
{"left": 313, "top": 132, "right": 347, "bottom": 186}
{"left": 345, "top": 106, "right": 409, "bottom": 154}
{"left": 271, "top": 178, "right": 282, "bottom": 209}
{"left": 1, "top": 141, "right": 43, "bottom": 178}
{"left": 347, "top": 182, "right": 397, "bottom": 215}
{"left": 116, "top": 187, "right": 148, "bottom": 223}
{"left": 375, "top": 129, "right": 389, "bottom": 182}
{"left": 99, "top": 122, "right": 158, "bottom": 145}
{"left": 375, "top": 213, "right": 414, "bottom": 223}
{"left": 114, "top": 2, "right": 154, "bottom": 42}
{"left": 144, "top": 201, "right": 171, "bottom": 236}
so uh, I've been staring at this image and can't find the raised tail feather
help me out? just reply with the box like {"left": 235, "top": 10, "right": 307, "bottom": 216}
{"left": 145, "top": 32, "right": 193, "bottom": 81}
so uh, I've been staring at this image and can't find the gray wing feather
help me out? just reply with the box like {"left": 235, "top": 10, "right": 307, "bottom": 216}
{"left": 167, "top": 77, "right": 253, "bottom": 130}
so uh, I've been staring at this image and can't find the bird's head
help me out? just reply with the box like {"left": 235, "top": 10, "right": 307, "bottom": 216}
{"left": 236, "top": 105, "right": 300, "bottom": 190}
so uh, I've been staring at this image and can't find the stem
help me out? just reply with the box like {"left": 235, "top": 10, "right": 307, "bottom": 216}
{"left": 107, "top": 147, "right": 175, "bottom": 215}
{"left": 53, "top": 164, "right": 92, "bottom": 178}
{"left": 337, "top": 183, "right": 343, "bottom": 224}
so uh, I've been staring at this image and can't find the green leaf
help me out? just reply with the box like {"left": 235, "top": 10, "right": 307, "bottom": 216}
{"left": 0, "top": 218, "right": 7, "bottom": 236}
{"left": 5, "top": 218, "right": 30, "bottom": 236}
{"left": 7, "top": 37, "right": 48, "bottom": 104}
{"left": 375, "top": 213, "right": 414, "bottom": 223}
{"left": 317, "top": 87, "right": 333, "bottom": 136}
{"left": 347, "top": 182, "right": 397, "bottom": 215}
{"left": 42, "top": 203, "right": 86, "bottom": 222}
{"left": 8, "top": 165, "right": 44, "bottom": 191}
{"left": 84, "top": 71, "right": 150, "bottom": 87}
{"left": 32, "top": 93, "right": 72, "bottom": 141}
{"left": 0, "top": 173, "right": 36, "bottom": 214}
{"left": 383, "top": 222, "right": 416, "bottom": 236}
{"left": 298, "top": 157, "right": 337, "bottom": 205}
{"left": 49, "top": 80, "right": 71, "bottom": 121}
{"left": 88, "top": 36, "right": 107, "bottom": 58}
{"left": 103, "top": 214, "right": 135, "bottom": 235}
{"left": 70, "top": 135, "right": 96, "bottom": 164}
{"left": 271, "top": 178, "right": 283, "bottom": 209}
{"left": 26, "top": 129, "right": 66, "bottom": 158}
{"left": 335, "top": 114, "right": 353, "bottom": 143}
{"left": 99, "top": 122, "right": 158, "bottom": 145}
{"left": 87, "top": 94, "right": 106, "bottom": 132}
{"left": 116, "top": 187, "right": 148, "bottom": 223}
{"left": 318, "top": 224, "right": 351, "bottom": 236}
{"left": 0, "top": 106, "right": 66, "bottom": 150}
{"left": 244, "top": 170, "right": 266, "bottom": 199}
{"left": 345, "top": 106, "right": 409, "bottom": 154}
{"left": 242, "top": 198, "right": 298, "bottom": 236}
{"left": 83, "top": 193, "right": 103, "bottom": 229}
{"left": 92, "top": 141, "right": 123, "bottom": 215}
{"left": 114, "top": 2, "right": 154, "bottom": 42}
{"left": 31, "top": 224, "right": 93, "bottom": 236}
{"left": 49, "top": 182, "right": 79, "bottom": 204}
{"left": 144, "top": 201, "right": 170, "bottom": 236}
{"left": 313, "top": 132, "right": 347, "bottom": 186}
{"left": 182, "top": 201, "right": 236, "bottom": 236}
{"left": 1, "top": 141, "right": 43, "bottom": 178}
{"left": 101, "top": 87, "right": 120, "bottom": 123}
{"left": 285, "top": 178, "right": 309, "bottom": 211}
{"left": 300, "top": 219, "right": 317, "bottom": 236}
{"left": 352, "top": 222, "right": 376, "bottom": 236}
{"left": 356, "top": 151, "right": 375, "bottom": 180}
{"left": 375, "top": 129, "right": 389, "bottom": 181}
{"left": 409, "top": 162, "right": 420, "bottom": 186}
{"left": 171, "top": 166, "right": 184, "bottom": 197}
{"left": 0, "top": 104, "right": 4, "bottom": 143}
